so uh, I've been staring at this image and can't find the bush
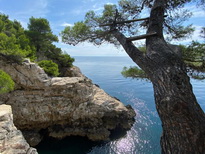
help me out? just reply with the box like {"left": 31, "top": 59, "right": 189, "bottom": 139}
{"left": 0, "top": 70, "right": 15, "bottom": 94}
{"left": 45, "top": 45, "right": 75, "bottom": 68}
{"left": 38, "top": 60, "right": 59, "bottom": 77}
{"left": 57, "top": 54, "right": 75, "bottom": 68}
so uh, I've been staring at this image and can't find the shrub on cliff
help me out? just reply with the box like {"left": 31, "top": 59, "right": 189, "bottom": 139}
{"left": 45, "top": 44, "right": 75, "bottom": 68}
{"left": 0, "top": 14, "right": 74, "bottom": 75}
{"left": 38, "top": 60, "right": 59, "bottom": 77}
{"left": 0, "top": 70, "right": 15, "bottom": 94}
{"left": 25, "top": 17, "right": 75, "bottom": 74}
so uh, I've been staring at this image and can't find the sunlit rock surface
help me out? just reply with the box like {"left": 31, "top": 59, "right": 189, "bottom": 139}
{"left": 0, "top": 104, "right": 37, "bottom": 154}
{"left": 0, "top": 57, "right": 135, "bottom": 146}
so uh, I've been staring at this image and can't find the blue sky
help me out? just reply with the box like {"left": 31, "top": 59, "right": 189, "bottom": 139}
{"left": 0, "top": 0, "right": 204, "bottom": 56}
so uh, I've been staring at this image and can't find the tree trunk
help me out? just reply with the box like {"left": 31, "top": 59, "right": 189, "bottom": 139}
{"left": 112, "top": 0, "right": 205, "bottom": 152}
{"left": 147, "top": 43, "right": 205, "bottom": 153}
{"left": 147, "top": 0, "right": 205, "bottom": 152}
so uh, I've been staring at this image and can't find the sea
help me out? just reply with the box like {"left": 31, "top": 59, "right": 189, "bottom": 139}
{"left": 36, "top": 56, "right": 205, "bottom": 154}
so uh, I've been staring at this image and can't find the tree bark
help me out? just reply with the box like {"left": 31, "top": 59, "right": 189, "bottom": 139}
{"left": 146, "top": 47, "right": 205, "bottom": 153}
{"left": 112, "top": 0, "right": 205, "bottom": 153}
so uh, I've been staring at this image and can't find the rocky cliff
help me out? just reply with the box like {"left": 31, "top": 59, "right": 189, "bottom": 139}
{"left": 0, "top": 104, "right": 37, "bottom": 153}
{"left": 0, "top": 57, "right": 135, "bottom": 146}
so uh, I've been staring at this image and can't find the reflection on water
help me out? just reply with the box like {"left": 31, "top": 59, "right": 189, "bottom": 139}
{"left": 36, "top": 56, "right": 204, "bottom": 154}
{"left": 87, "top": 96, "right": 161, "bottom": 154}
{"left": 37, "top": 97, "right": 161, "bottom": 154}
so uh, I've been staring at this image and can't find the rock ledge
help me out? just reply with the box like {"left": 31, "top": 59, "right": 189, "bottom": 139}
{"left": 0, "top": 58, "right": 135, "bottom": 146}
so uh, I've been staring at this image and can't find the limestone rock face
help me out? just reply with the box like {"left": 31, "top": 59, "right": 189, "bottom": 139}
{"left": 0, "top": 104, "right": 37, "bottom": 154}
{"left": 0, "top": 57, "right": 135, "bottom": 146}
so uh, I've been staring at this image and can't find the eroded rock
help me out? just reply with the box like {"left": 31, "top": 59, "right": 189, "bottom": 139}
{"left": 0, "top": 104, "right": 37, "bottom": 154}
{"left": 0, "top": 57, "right": 135, "bottom": 146}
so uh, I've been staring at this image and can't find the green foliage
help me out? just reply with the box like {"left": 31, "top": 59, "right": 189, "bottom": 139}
{"left": 121, "top": 66, "right": 148, "bottom": 80}
{"left": 180, "top": 41, "right": 205, "bottom": 79}
{"left": 61, "top": 22, "right": 91, "bottom": 45}
{"left": 38, "top": 60, "right": 59, "bottom": 77}
{"left": 26, "top": 17, "right": 58, "bottom": 57}
{"left": 61, "top": 0, "right": 202, "bottom": 45}
{"left": 0, "top": 13, "right": 74, "bottom": 77}
{"left": 61, "top": 4, "right": 125, "bottom": 46}
{"left": 55, "top": 53, "right": 75, "bottom": 68}
{"left": 138, "top": 46, "right": 146, "bottom": 52}
{"left": 44, "top": 44, "right": 75, "bottom": 74}
{"left": 123, "top": 41, "right": 205, "bottom": 80}
{"left": 166, "top": 25, "right": 195, "bottom": 41}
{"left": 180, "top": 41, "right": 205, "bottom": 69}
{"left": 0, "top": 70, "right": 15, "bottom": 94}
{"left": 0, "top": 14, "right": 36, "bottom": 62}
{"left": 26, "top": 17, "right": 75, "bottom": 73}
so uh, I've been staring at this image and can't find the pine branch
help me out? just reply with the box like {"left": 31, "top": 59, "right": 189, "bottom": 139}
{"left": 127, "top": 32, "right": 157, "bottom": 41}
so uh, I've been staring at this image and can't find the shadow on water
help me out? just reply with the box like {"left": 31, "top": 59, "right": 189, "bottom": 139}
{"left": 35, "top": 135, "right": 105, "bottom": 154}
{"left": 35, "top": 127, "right": 130, "bottom": 154}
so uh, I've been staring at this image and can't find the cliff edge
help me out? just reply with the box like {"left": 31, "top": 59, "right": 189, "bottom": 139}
{"left": 0, "top": 57, "right": 135, "bottom": 146}
{"left": 0, "top": 104, "right": 37, "bottom": 153}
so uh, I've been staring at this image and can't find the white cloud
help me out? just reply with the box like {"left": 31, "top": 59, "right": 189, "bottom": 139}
{"left": 93, "top": 6, "right": 104, "bottom": 12}
{"left": 106, "top": 2, "right": 115, "bottom": 5}
{"left": 61, "top": 22, "right": 73, "bottom": 27}
{"left": 193, "top": 10, "right": 205, "bottom": 18}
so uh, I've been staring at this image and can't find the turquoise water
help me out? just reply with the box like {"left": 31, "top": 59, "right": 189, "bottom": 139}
{"left": 37, "top": 56, "right": 205, "bottom": 154}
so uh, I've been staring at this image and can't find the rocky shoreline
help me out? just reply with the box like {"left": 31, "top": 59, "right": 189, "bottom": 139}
{"left": 0, "top": 57, "right": 136, "bottom": 148}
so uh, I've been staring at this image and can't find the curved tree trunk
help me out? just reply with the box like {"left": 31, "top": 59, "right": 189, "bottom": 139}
{"left": 112, "top": 0, "right": 205, "bottom": 153}
{"left": 147, "top": 43, "right": 205, "bottom": 153}
{"left": 146, "top": 1, "right": 205, "bottom": 152}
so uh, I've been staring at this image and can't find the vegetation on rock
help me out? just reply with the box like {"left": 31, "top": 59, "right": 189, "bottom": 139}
{"left": 0, "top": 69, "right": 15, "bottom": 94}
{"left": 38, "top": 60, "right": 59, "bottom": 77}
{"left": 44, "top": 44, "right": 75, "bottom": 76}
{"left": 26, "top": 17, "right": 75, "bottom": 76}
{"left": 0, "top": 14, "right": 74, "bottom": 77}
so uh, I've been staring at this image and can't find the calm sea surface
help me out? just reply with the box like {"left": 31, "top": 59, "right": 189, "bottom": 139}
{"left": 37, "top": 56, "right": 205, "bottom": 154}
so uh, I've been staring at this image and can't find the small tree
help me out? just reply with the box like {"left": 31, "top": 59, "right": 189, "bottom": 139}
{"left": 0, "top": 14, "right": 36, "bottom": 62}
{"left": 0, "top": 70, "right": 15, "bottom": 94}
{"left": 26, "top": 17, "right": 58, "bottom": 59}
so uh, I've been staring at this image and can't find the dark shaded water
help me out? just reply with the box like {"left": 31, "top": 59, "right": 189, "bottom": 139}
{"left": 36, "top": 56, "right": 205, "bottom": 154}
